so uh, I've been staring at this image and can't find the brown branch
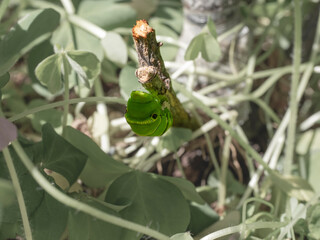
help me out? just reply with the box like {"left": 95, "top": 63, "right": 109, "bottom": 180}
{"left": 132, "top": 20, "right": 198, "bottom": 130}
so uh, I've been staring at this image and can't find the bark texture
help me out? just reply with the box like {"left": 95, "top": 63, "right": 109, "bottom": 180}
{"left": 132, "top": 20, "right": 198, "bottom": 130}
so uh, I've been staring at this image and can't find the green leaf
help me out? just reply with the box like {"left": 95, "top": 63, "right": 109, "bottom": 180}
{"left": 201, "top": 33, "right": 221, "bottom": 62}
{"left": 78, "top": 1, "right": 136, "bottom": 30}
{"left": 159, "top": 175, "right": 205, "bottom": 204}
{"left": 105, "top": 171, "right": 190, "bottom": 239}
{"left": 170, "top": 232, "right": 194, "bottom": 240}
{"left": 35, "top": 53, "right": 63, "bottom": 94}
{"left": 184, "top": 33, "right": 221, "bottom": 62}
{"left": 157, "top": 127, "right": 192, "bottom": 152}
{"left": 0, "top": 179, "right": 14, "bottom": 207}
{"left": 51, "top": 22, "right": 104, "bottom": 61}
{"left": 30, "top": 191, "right": 68, "bottom": 240}
{"left": 270, "top": 172, "right": 315, "bottom": 201}
{"left": 119, "top": 65, "right": 142, "bottom": 101}
{"left": 101, "top": 32, "right": 128, "bottom": 65}
{"left": 29, "top": 99, "right": 63, "bottom": 133}
{"left": 307, "top": 203, "right": 320, "bottom": 239}
{"left": 66, "top": 50, "right": 101, "bottom": 88}
{"left": 0, "top": 117, "right": 17, "bottom": 151}
{"left": 203, "top": 18, "right": 217, "bottom": 38}
{"left": 27, "top": 40, "right": 54, "bottom": 84}
{"left": 0, "top": 72, "right": 9, "bottom": 89}
{"left": 297, "top": 128, "right": 320, "bottom": 193}
{"left": 42, "top": 124, "right": 87, "bottom": 186}
{"left": 0, "top": 145, "right": 42, "bottom": 224}
{"left": 63, "top": 126, "right": 130, "bottom": 187}
{"left": 0, "top": 8, "right": 60, "bottom": 75}
{"left": 195, "top": 210, "right": 241, "bottom": 239}
{"left": 68, "top": 193, "right": 122, "bottom": 240}
{"left": 188, "top": 202, "right": 219, "bottom": 235}
{"left": 197, "top": 186, "right": 218, "bottom": 204}
{"left": 184, "top": 34, "right": 203, "bottom": 61}
{"left": 0, "top": 143, "right": 67, "bottom": 240}
{"left": 101, "top": 59, "right": 118, "bottom": 83}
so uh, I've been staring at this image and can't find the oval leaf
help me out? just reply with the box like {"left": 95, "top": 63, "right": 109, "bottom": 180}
{"left": 42, "top": 124, "right": 87, "bottom": 186}
{"left": 101, "top": 32, "right": 128, "bottom": 65}
{"left": 66, "top": 50, "right": 101, "bottom": 88}
{"left": 184, "top": 34, "right": 204, "bottom": 61}
{"left": 105, "top": 171, "right": 191, "bottom": 239}
{"left": 159, "top": 175, "right": 205, "bottom": 204}
{"left": 270, "top": 172, "right": 315, "bottom": 201}
{"left": 119, "top": 65, "right": 142, "bottom": 101}
{"left": 63, "top": 126, "right": 130, "bottom": 187}
{"left": 184, "top": 33, "right": 221, "bottom": 62}
{"left": 35, "top": 53, "right": 62, "bottom": 94}
{"left": 201, "top": 33, "right": 221, "bottom": 62}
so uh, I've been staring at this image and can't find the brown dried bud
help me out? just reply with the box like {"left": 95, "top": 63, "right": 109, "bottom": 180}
{"left": 135, "top": 66, "right": 157, "bottom": 83}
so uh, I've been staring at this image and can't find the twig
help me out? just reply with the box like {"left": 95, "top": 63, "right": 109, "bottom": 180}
{"left": 132, "top": 20, "right": 198, "bottom": 130}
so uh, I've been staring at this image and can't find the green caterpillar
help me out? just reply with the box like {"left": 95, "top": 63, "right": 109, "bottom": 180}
{"left": 125, "top": 91, "right": 173, "bottom": 136}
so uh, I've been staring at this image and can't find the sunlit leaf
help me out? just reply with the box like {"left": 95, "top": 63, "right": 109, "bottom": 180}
{"left": 184, "top": 32, "right": 221, "bottom": 62}
{"left": 297, "top": 128, "right": 320, "bottom": 193}
{"left": 101, "top": 32, "right": 128, "bottom": 65}
{"left": 66, "top": 50, "right": 101, "bottom": 88}
{"left": 170, "top": 232, "right": 194, "bottom": 240}
{"left": 270, "top": 172, "right": 315, "bottom": 201}
{"left": 119, "top": 65, "right": 142, "bottom": 101}
{"left": 35, "top": 53, "right": 62, "bottom": 94}
{"left": 78, "top": 1, "right": 136, "bottom": 30}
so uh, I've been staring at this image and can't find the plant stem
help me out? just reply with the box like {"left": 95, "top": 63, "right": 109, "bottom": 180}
{"left": 2, "top": 148, "right": 33, "bottom": 240}
{"left": 8, "top": 97, "right": 125, "bottom": 122}
{"left": 94, "top": 78, "right": 110, "bottom": 152}
{"left": 11, "top": 141, "right": 170, "bottom": 240}
{"left": 284, "top": 0, "right": 302, "bottom": 174}
{"left": 62, "top": 55, "right": 70, "bottom": 137}
{"left": 60, "top": 0, "right": 74, "bottom": 14}
{"left": 174, "top": 154, "right": 186, "bottom": 179}
{"left": 200, "top": 221, "right": 287, "bottom": 240}
{"left": 68, "top": 14, "right": 107, "bottom": 39}
{"left": 218, "top": 123, "right": 233, "bottom": 209}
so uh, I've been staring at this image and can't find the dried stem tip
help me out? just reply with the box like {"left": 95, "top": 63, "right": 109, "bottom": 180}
{"left": 132, "top": 19, "right": 153, "bottom": 39}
